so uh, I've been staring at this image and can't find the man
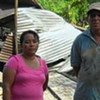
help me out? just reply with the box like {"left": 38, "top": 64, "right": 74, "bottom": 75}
{"left": 71, "top": 2, "right": 100, "bottom": 100}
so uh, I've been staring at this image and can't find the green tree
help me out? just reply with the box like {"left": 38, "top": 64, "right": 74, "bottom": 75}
{"left": 37, "top": 0, "right": 100, "bottom": 28}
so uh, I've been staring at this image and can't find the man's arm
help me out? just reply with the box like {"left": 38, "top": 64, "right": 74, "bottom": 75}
{"left": 72, "top": 66, "right": 80, "bottom": 77}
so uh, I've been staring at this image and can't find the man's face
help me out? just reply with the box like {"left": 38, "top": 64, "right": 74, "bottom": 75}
{"left": 88, "top": 10, "right": 100, "bottom": 31}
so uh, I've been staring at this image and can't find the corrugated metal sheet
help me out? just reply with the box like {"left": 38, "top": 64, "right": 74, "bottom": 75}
{"left": 17, "top": 8, "right": 65, "bottom": 33}
{"left": 17, "top": 7, "right": 81, "bottom": 66}
{"left": 0, "top": 34, "right": 13, "bottom": 62}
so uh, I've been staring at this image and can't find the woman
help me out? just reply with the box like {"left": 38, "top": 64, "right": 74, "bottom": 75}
{"left": 3, "top": 30, "right": 49, "bottom": 100}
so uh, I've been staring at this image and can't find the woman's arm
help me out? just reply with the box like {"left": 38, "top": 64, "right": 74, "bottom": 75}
{"left": 3, "top": 67, "right": 16, "bottom": 100}
{"left": 43, "top": 74, "right": 49, "bottom": 91}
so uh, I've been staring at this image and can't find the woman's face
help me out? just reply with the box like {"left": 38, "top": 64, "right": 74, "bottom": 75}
{"left": 21, "top": 33, "right": 39, "bottom": 55}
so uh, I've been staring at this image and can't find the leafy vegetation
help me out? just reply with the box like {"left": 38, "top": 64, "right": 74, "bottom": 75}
{"left": 37, "top": 0, "right": 100, "bottom": 28}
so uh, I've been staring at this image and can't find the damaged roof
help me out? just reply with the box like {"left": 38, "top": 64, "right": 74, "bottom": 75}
{"left": 0, "top": 3, "right": 82, "bottom": 72}
{"left": 17, "top": 7, "right": 81, "bottom": 65}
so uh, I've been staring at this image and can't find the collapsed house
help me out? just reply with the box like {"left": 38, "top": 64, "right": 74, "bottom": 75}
{"left": 0, "top": 0, "right": 41, "bottom": 71}
{"left": 0, "top": 0, "right": 81, "bottom": 72}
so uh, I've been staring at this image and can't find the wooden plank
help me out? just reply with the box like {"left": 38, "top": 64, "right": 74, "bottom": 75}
{"left": 0, "top": 35, "right": 13, "bottom": 63}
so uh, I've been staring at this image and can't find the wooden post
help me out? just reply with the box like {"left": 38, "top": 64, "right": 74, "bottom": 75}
{"left": 14, "top": 0, "right": 18, "bottom": 54}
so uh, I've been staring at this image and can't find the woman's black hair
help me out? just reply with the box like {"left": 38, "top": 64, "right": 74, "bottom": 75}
{"left": 20, "top": 30, "right": 40, "bottom": 45}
